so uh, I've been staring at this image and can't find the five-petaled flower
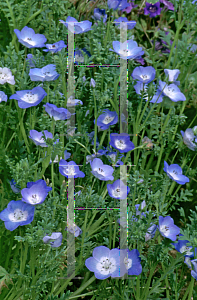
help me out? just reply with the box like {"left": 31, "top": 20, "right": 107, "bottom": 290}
{"left": 10, "top": 87, "right": 47, "bottom": 109}
{"left": 14, "top": 26, "right": 47, "bottom": 48}
{"left": 0, "top": 200, "right": 35, "bottom": 231}
{"left": 59, "top": 160, "right": 85, "bottom": 178}
{"left": 95, "top": 109, "right": 118, "bottom": 130}
{"left": 159, "top": 80, "right": 186, "bottom": 102}
{"left": 120, "top": 249, "right": 142, "bottom": 275}
{"left": 180, "top": 126, "right": 197, "bottom": 151}
{"left": 114, "top": 17, "right": 136, "bottom": 29}
{"left": 159, "top": 216, "right": 180, "bottom": 241}
{"left": 0, "top": 67, "right": 15, "bottom": 85}
{"left": 43, "top": 40, "right": 67, "bottom": 53}
{"left": 43, "top": 232, "right": 63, "bottom": 248}
{"left": 29, "top": 64, "right": 60, "bottom": 82}
{"left": 109, "top": 133, "right": 135, "bottom": 153}
{"left": 132, "top": 66, "right": 156, "bottom": 84}
{"left": 110, "top": 40, "right": 144, "bottom": 60}
{"left": 163, "top": 161, "right": 189, "bottom": 185}
{"left": 107, "top": 179, "right": 130, "bottom": 199}
{"left": 90, "top": 158, "right": 114, "bottom": 181}
{"left": 59, "top": 17, "right": 92, "bottom": 34}
{"left": 21, "top": 179, "right": 52, "bottom": 205}
{"left": 29, "top": 130, "right": 54, "bottom": 147}
{"left": 164, "top": 69, "right": 180, "bottom": 86}
{"left": 144, "top": 2, "right": 162, "bottom": 18}
{"left": 43, "top": 103, "right": 72, "bottom": 120}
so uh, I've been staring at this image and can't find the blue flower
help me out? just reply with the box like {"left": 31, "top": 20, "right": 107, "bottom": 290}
{"left": 67, "top": 96, "right": 83, "bottom": 107}
{"left": 10, "top": 179, "right": 21, "bottom": 194}
{"left": 43, "top": 40, "right": 67, "bottom": 53}
{"left": 92, "top": 8, "right": 107, "bottom": 23}
{"left": 43, "top": 103, "right": 72, "bottom": 120}
{"left": 0, "top": 91, "right": 7, "bottom": 103}
{"left": 90, "top": 78, "right": 96, "bottom": 87}
{"left": 26, "top": 179, "right": 52, "bottom": 192}
{"left": 163, "top": 161, "right": 189, "bottom": 185}
{"left": 164, "top": 69, "right": 180, "bottom": 86}
{"left": 21, "top": 179, "right": 52, "bottom": 205}
{"left": 59, "top": 160, "right": 85, "bottom": 178}
{"left": 29, "top": 64, "right": 60, "bottom": 82}
{"left": 159, "top": 216, "right": 180, "bottom": 241}
{"left": 172, "top": 234, "right": 194, "bottom": 257}
{"left": 59, "top": 17, "right": 92, "bottom": 34}
{"left": 29, "top": 130, "right": 53, "bottom": 147}
{"left": 85, "top": 246, "right": 122, "bottom": 279}
{"left": 110, "top": 40, "right": 144, "bottom": 60}
{"left": 132, "top": 66, "right": 156, "bottom": 84}
{"left": 114, "top": 17, "right": 136, "bottom": 29}
{"left": 134, "top": 81, "right": 163, "bottom": 104}
{"left": 106, "top": 151, "right": 124, "bottom": 166}
{"left": 191, "top": 259, "right": 197, "bottom": 279}
{"left": 107, "top": 179, "right": 130, "bottom": 199}
{"left": 108, "top": 0, "right": 130, "bottom": 11}
{"left": 159, "top": 80, "right": 186, "bottom": 102}
{"left": 43, "top": 232, "right": 63, "bottom": 248}
{"left": 26, "top": 54, "right": 36, "bottom": 68}
{"left": 95, "top": 109, "right": 118, "bottom": 130}
{"left": 0, "top": 200, "right": 35, "bottom": 231}
{"left": 180, "top": 126, "right": 197, "bottom": 151}
{"left": 109, "top": 133, "right": 135, "bottom": 153}
{"left": 145, "top": 224, "right": 158, "bottom": 241}
{"left": 65, "top": 212, "right": 82, "bottom": 237}
{"left": 90, "top": 158, "right": 114, "bottom": 181}
{"left": 120, "top": 249, "right": 142, "bottom": 275}
{"left": 14, "top": 26, "right": 47, "bottom": 48}
{"left": 86, "top": 149, "right": 108, "bottom": 164}
{"left": 10, "top": 87, "right": 47, "bottom": 109}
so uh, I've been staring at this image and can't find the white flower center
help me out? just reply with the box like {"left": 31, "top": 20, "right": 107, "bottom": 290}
{"left": 24, "top": 37, "right": 36, "bottom": 46}
{"left": 115, "top": 139, "right": 126, "bottom": 150}
{"left": 108, "top": 153, "right": 116, "bottom": 162}
{"left": 75, "top": 54, "right": 84, "bottom": 63}
{"left": 43, "top": 71, "right": 51, "bottom": 76}
{"left": 9, "top": 208, "right": 28, "bottom": 222}
{"left": 140, "top": 74, "right": 149, "bottom": 80}
{"left": 124, "top": 257, "right": 132, "bottom": 270}
{"left": 22, "top": 91, "right": 39, "bottom": 103}
{"left": 96, "top": 167, "right": 105, "bottom": 175}
{"left": 96, "top": 257, "right": 117, "bottom": 275}
{"left": 119, "top": 49, "right": 129, "bottom": 56}
{"left": 113, "top": 187, "right": 121, "bottom": 198}
{"left": 29, "top": 193, "right": 40, "bottom": 204}
{"left": 102, "top": 115, "right": 115, "bottom": 124}
{"left": 160, "top": 225, "right": 170, "bottom": 236}
{"left": 0, "top": 72, "right": 8, "bottom": 80}
{"left": 165, "top": 87, "right": 175, "bottom": 97}
{"left": 180, "top": 245, "right": 193, "bottom": 256}
{"left": 64, "top": 166, "right": 76, "bottom": 175}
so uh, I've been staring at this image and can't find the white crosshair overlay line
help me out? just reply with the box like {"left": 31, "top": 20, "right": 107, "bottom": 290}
{"left": 66, "top": 22, "right": 129, "bottom": 279}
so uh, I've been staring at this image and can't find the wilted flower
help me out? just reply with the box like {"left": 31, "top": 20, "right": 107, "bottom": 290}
{"left": 142, "top": 136, "right": 154, "bottom": 149}
{"left": 14, "top": 26, "right": 47, "bottom": 48}
{"left": 132, "top": 66, "right": 156, "bottom": 83}
{"left": 0, "top": 91, "right": 7, "bottom": 103}
{"left": 181, "top": 126, "right": 197, "bottom": 151}
{"left": 10, "top": 87, "right": 47, "bottom": 108}
{"left": 109, "top": 133, "right": 135, "bottom": 153}
{"left": 60, "top": 17, "right": 92, "bottom": 34}
{"left": 0, "top": 200, "right": 35, "bottom": 231}
{"left": 107, "top": 179, "right": 130, "bottom": 199}
{"left": 43, "top": 103, "right": 72, "bottom": 120}
{"left": 21, "top": 179, "right": 52, "bottom": 205}
{"left": 43, "top": 40, "right": 67, "bottom": 53}
{"left": 29, "top": 64, "right": 60, "bottom": 82}
{"left": 0, "top": 67, "right": 15, "bottom": 85}
{"left": 144, "top": 2, "right": 162, "bottom": 18}
{"left": 29, "top": 130, "right": 53, "bottom": 147}
{"left": 43, "top": 232, "right": 63, "bottom": 248}
{"left": 59, "top": 160, "right": 85, "bottom": 178}
{"left": 163, "top": 161, "right": 189, "bottom": 185}
{"left": 90, "top": 158, "right": 114, "bottom": 181}
{"left": 92, "top": 8, "right": 107, "bottom": 23}
{"left": 159, "top": 216, "right": 180, "bottom": 241}
{"left": 110, "top": 40, "right": 144, "bottom": 60}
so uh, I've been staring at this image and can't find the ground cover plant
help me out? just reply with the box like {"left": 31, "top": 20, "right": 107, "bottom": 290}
{"left": 0, "top": 0, "right": 197, "bottom": 299}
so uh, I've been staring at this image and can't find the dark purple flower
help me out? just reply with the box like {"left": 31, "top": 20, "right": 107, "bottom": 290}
{"left": 144, "top": 2, "right": 162, "bottom": 18}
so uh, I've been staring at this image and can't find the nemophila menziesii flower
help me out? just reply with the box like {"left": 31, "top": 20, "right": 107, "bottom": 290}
{"left": 95, "top": 109, "right": 118, "bottom": 130}
{"left": 43, "top": 232, "right": 63, "bottom": 248}
{"left": 26, "top": 179, "right": 52, "bottom": 192}
{"left": 144, "top": 2, "right": 162, "bottom": 18}
{"left": 159, "top": 80, "right": 186, "bottom": 102}
{"left": 107, "top": 179, "right": 130, "bottom": 200}
{"left": 86, "top": 149, "right": 108, "bottom": 164}
{"left": 21, "top": 179, "right": 52, "bottom": 205}
{"left": 132, "top": 66, "right": 156, "bottom": 84}
{"left": 90, "top": 78, "right": 96, "bottom": 87}
{"left": 114, "top": 17, "right": 136, "bottom": 29}
{"left": 120, "top": 249, "right": 142, "bottom": 276}
{"left": 0, "top": 91, "right": 7, "bottom": 103}
{"left": 163, "top": 161, "right": 189, "bottom": 185}
{"left": 160, "top": 0, "right": 174, "bottom": 11}
{"left": 14, "top": 26, "right": 47, "bottom": 48}
{"left": 191, "top": 259, "right": 197, "bottom": 280}
{"left": 109, "top": 133, "right": 135, "bottom": 153}
{"left": 134, "top": 81, "right": 163, "bottom": 103}
{"left": 26, "top": 54, "right": 36, "bottom": 68}
{"left": 92, "top": 8, "right": 107, "bottom": 23}
{"left": 164, "top": 69, "right": 180, "bottom": 86}
{"left": 159, "top": 216, "right": 180, "bottom": 241}
{"left": 0, "top": 200, "right": 35, "bottom": 231}
{"left": 43, "top": 103, "right": 72, "bottom": 121}
{"left": 10, "top": 87, "right": 47, "bottom": 109}
{"left": 74, "top": 48, "right": 91, "bottom": 64}
{"left": 108, "top": 0, "right": 130, "bottom": 10}
{"left": 43, "top": 40, "right": 67, "bottom": 53}
{"left": 49, "top": 149, "right": 71, "bottom": 164}
{"left": 67, "top": 96, "right": 83, "bottom": 107}
{"left": 66, "top": 223, "right": 82, "bottom": 237}
{"left": 109, "top": 40, "right": 144, "bottom": 60}
{"left": 59, "top": 17, "right": 92, "bottom": 34}
{"left": 172, "top": 234, "right": 194, "bottom": 257}
{"left": 90, "top": 158, "right": 114, "bottom": 181}
{"left": 85, "top": 246, "right": 122, "bottom": 279}
{"left": 10, "top": 179, "right": 21, "bottom": 194}
{"left": 59, "top": 160, "right": 85, "bottom": 178}
{"left": 181, "top": 126, "right": 197, "bottom": 151}
{"left": 122, "top": 0, "right": 138, "bottom": 12}
{"left": 0, "top": 67, "right": 15, "bottom": 85}
{"left": 29, "top": 64, "right": 60, "bottom": 82}
{"left": 29, "top": 130, "right": 53, "bottom": 147}
{"left": 145, "top": 224, "right": 158, "bottom": 241}
{"left": 106, "top": 151, "right": 124, "bottom": 166}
